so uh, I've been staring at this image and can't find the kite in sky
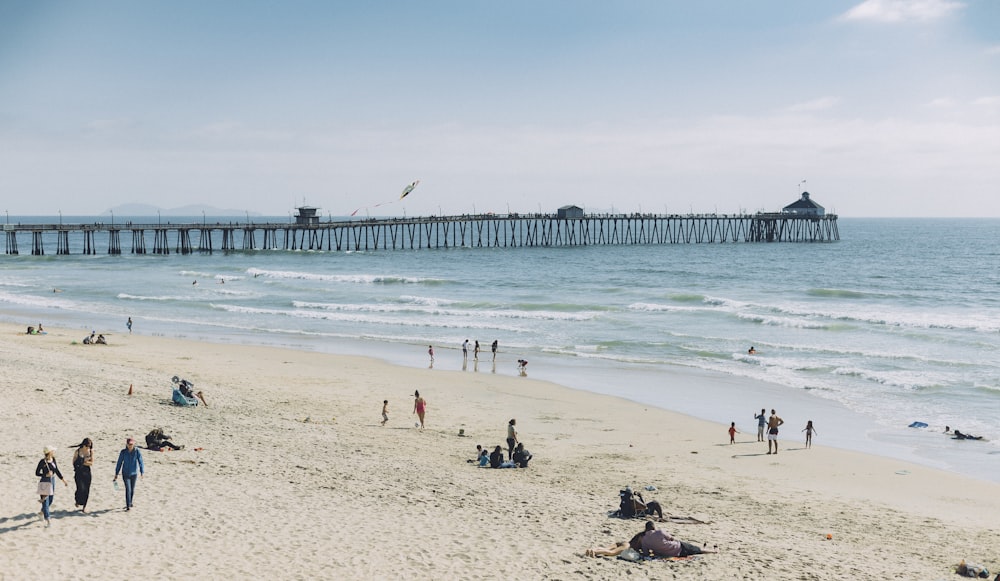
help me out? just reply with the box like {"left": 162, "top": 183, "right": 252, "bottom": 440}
{"left": 351, "top": 180, "right": 420, "bottom": 217}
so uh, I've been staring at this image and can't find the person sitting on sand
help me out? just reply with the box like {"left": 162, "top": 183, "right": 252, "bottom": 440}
{"left": 478, "top": 447, "right": 489, "bottom": 467}
{"left": 145, "top": 428, "right": 183, "bottom": 451}
{"left": 512, "top": 442, "right": 533, "bottom": 468}
{"left": 95, "top": 334, "right": 107, "bottom": 345}
{"left": 639, "top": 521, "right": 716, "bottom": 557}
{"left": 489, "top": 445, "right": 504, "bottom": 468}
{"left": 489, "top": 445, "right": 516, "bottom": 468}
{"left": 82, "top": 332, "right": 95, "bottom": 344}
{"left": 622, "top": 488, "right": 664, "bottom": 520}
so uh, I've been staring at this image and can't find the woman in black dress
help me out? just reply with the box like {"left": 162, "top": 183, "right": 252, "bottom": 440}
{"left": 72, "top": 438, "right": 94, "bottom": 513}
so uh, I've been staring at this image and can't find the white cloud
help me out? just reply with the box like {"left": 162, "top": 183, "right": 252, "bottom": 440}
{"left": 840, "top": 0, "right": 964, "bottom": 23}
{"left": 785, "top": 97, "right": 841, "bottom": 113}
{"left": 925, "top": 97, "right": 957, "bottom": 108}
{"left": 972, "top": 96, "right": 1000, "bottom": 107}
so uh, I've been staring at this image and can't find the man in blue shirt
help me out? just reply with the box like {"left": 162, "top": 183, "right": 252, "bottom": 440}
{"left": 114, "top": 437, "right": 145, "bottom": 511}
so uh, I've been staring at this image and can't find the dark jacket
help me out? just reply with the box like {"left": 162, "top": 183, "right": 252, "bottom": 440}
{"left": 35, "top": 458, "right": 63, "bottom": 482}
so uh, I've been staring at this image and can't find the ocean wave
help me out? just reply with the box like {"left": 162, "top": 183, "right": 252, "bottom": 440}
{"left": 736, "top": 313, "right": 833, "bottom": 330}
{"left": 832, "top": 367, "right": 944, "bottom": 390}
{"left": 211, "top": 303, "right": 526, "bottom": 331}
{"left": 0, "top": 291, "right": 78, "bottom": 310}
{"left": 701, "top": 295, "right": 1000, "bottom": 334}
{"left": 117, "top": 293, "right": 189, "bottom": 302}
{"left": 245, "top": 268, "right": 446, "bottom": 285}
{"left": 628, "top": 302, "right": 710, "bottom": 313}
{"left": 668, "top": 293, "right": 707, "bottom": 302}
{"left": 807, "top": 288, "right": 882, "bottom": 299}
{"left": 291, "top": 300, "right": 597, "bottom": 321}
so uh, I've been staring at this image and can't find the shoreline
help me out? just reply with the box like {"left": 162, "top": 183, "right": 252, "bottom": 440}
{"left": 6, "top": 309, "right": 998, "bottom": 484}
{"left": 138, "top": 317, "right": 1000, "bottom": 484}
{"left": 2, "top": 323, "right": 999, "bottom": 579}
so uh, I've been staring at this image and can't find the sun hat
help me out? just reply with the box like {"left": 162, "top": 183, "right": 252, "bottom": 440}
{"left": 43, "top": 445, "right": 56, "bottom": 455}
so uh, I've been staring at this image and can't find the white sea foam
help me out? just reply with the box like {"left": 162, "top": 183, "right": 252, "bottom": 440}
{"left": 246, "top": 268, "right": 442, "bottom": 284}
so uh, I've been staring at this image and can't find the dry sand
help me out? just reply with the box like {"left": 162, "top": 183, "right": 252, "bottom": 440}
{"left": 1, "top": 323, "right": 998, "bottom": 580}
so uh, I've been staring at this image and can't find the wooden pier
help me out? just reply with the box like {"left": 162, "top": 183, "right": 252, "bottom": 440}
{"left": 2, "top": 212, "right": 839, "bottom": 256}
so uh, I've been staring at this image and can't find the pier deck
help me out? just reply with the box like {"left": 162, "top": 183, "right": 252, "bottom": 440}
{"left": 2, "top": 212, "right": 839, "bottom": 255}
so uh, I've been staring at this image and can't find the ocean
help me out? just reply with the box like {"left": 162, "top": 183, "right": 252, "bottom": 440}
{"left": 2, "top": 216, "right": 998, "bottom": 482}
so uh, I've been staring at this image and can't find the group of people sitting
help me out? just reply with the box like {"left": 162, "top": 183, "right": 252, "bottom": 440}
{"left": 82, "top": 332, "right": 107, "bottom": 345}
{"left": 471, "top": 443, "right": 533, "bottom": 468}
{"left": 585, "top": 520, "right": 716, "bottom": 559}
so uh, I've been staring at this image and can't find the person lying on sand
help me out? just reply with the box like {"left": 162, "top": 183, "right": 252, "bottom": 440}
{"left": 585, "top": 533, "right": 645, "bottom": 557}
{"left": 638, "top": 521, "right": 717, "bottom": 557}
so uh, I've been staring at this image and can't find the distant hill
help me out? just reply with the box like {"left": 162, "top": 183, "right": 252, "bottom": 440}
{"left": 103, "top": 204, "right": 263, "bottom": 217}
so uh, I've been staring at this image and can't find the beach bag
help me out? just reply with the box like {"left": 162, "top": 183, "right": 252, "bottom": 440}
{"left": 618, "top": 548, "right": 642, "bottom": 562}
{"left": 37, "top": 480, "right": 53, "bottom": 496}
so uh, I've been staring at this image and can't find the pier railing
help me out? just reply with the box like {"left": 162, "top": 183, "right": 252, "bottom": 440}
{"left": 2, "top": 212, "right": 838, "bottom": 255}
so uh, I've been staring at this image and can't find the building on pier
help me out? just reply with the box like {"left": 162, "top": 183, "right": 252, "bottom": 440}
{"left": 783, "top": 192, "right": 825, "bottom": 217}
{"left": 294, "top": 206, "right": 321, "bottom": 225}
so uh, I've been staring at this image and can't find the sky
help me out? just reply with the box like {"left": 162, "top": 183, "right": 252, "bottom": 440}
{"left": 0, "top": 0, "right": 998, "bottom": 218}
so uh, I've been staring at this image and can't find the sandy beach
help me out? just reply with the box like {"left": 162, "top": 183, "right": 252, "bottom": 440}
{"left": 1, "top": 323, "right": 998, "bottom": 580}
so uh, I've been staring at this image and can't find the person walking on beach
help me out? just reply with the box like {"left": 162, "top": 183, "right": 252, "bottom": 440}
{"left": 72, "top": 437, "right": 94, "bottom": 513}
{"left": 754, "top": 408, "right": 767, "bottom": 442}
{"left": 428, "top": 345, "right": 434, "bottom": 362}
{"left": 802, "top": 420, "right": 817, "bottom": 448}
{"left": 767, "top": 409, "right": 784, "bottom": 455}
{"left": 413, "top": 390, "right": 427, "bottom": 430}
{"left": 474, "top": 340, "right": 480, "bottom": 361}
{"left": 127, "top": 317, "right": 132, "bottom": 334}
{"left": 114, "top": 437, "right": 145, "bottom": 511}
{"left": 728, "top": 422, "right": 739, "bottom": 444}
{"left": 381, "top": 400, "right": 389, "bottom": 426}
{"left": 36, "top": 446, "right": 68, "bottom": 527}
{"left": 506, "top": 419, "right": 518, "bottom": 461}
{"left": 491, "top": 340, "right": 498, "bottom": 362}
{"left": 462, "top": 339, "right": 469, "bottom": 361}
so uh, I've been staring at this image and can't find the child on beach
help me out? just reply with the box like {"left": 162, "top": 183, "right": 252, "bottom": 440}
{"left": 728, "top": 422, "right": 739, "bottom": 444}
{"left": 802, "top": 420, "right": 817, "bottom": 448}
{"left": 428, "top": 345, "right": 434, "bottom": 362}
{"left": 381, "top": 400, "right": 389, "bottom": 426}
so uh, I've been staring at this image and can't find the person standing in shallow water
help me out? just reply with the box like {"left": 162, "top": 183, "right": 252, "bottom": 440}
{"left": 413, "top": 390, "right": 427, "bottom": 430}
{"left": 474, "top": 340, "right": 480, "bottom": 361}
{"left": 491, "top": 340, "right": 498, "bottom": 362}
{"left": 72, "top": 437, "right": 94, "bottom": 513}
